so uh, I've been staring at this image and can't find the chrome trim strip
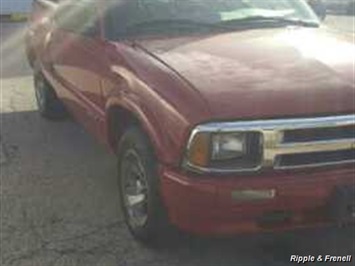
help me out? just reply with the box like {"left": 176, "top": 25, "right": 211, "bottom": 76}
{"left": 276, "top": 139, "right": 355, "bottom": 155}
{"left": 184, "top": 161, "right": 262, "bottom": 174}
{"left": 193, "top": 114, "right": 355, "bottom": 132}
{"left": 184, "top": 114, "right": 355, "bottom": 174}
{"left": 275, "top": 159, "right": 355, "bottom": 170}
{"left": 36, "top": 0, "right": 58, "bottom": 8}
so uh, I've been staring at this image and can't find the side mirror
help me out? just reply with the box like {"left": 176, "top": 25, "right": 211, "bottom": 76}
{"left": 308, "top": 0, "right": 327, "bottom": 21}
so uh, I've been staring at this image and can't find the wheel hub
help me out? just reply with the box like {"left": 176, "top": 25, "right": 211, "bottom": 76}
{"left": 121, "top": 150, "right": 149, "bottom": 228}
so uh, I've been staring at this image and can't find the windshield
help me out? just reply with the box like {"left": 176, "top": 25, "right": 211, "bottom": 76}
{"left": 105, "top": 0, "right": 319, "bottom": 38}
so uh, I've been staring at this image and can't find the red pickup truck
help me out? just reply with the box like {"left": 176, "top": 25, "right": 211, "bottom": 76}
{"left": 26, "top": 0, "right": 355, "bottom": 242}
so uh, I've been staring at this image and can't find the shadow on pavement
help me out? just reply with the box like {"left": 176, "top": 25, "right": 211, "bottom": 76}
{"left": 1, "top": 110, "right": 354, "bottom": 266}
{"left": 1, "top": 16, "right": 354, "bottom": 266}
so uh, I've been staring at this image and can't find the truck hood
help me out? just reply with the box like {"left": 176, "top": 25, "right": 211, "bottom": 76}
{"left": 136, "top": 27, "right": 355, "bottom": 120}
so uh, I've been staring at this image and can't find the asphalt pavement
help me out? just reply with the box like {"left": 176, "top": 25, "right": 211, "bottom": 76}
{"left": 1, "top": 16, "right": 354, "bottom": 266}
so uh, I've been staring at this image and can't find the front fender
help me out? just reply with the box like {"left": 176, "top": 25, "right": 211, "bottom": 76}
{"left": 105, "top": 93, "right": 187, "bottom": 166}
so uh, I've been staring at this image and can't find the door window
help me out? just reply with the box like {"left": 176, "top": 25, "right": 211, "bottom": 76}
{"left": 54, "top": 0, "right": 99, "bottom": 37}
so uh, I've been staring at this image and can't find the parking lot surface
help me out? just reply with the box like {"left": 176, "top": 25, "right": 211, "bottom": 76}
{"left": 1, "top": 15, "right": 354, "bottom": 266}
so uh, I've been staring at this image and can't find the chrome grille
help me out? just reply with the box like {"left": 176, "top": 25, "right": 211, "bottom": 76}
{"left": 283, "top": 125, "right": 355, "bottom": 143}
{"left": 261, "top": 115, "right": 355, "bottom": 170}
{"left": 186, "top": 114, "right": 355, "bottom": 174}
{"left": 275, "top": 150, "right": 354, "bottom": 169}
{"left": 275, "top": 125, "right": 355, "bottom": 169}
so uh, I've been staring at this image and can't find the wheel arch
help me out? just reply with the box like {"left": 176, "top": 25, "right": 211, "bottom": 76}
{"left": 106, "top": 101, "right": 164, "bottom": 162}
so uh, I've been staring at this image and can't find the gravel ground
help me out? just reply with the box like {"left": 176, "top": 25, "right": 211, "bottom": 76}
{"left": 1, "top": 16, "right": 354, "bottom": 266}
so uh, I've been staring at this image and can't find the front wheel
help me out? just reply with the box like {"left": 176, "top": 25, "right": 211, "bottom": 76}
{"left": 117, "top": 126, "right": 172, "bottom": 243}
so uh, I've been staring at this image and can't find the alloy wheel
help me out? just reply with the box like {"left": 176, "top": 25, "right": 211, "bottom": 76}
{"left": 121, "top": 149, "right": 149, "bottom": 229}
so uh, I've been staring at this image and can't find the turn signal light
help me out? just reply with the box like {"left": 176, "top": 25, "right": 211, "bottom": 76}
{"left": 187, "top": 132, "right": 210, "bottom": 167}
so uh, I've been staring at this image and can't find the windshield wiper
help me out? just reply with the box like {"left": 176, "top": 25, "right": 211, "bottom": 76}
{"left": 125, "top": 19, "right": 228, "bottom": 33}
{"left": 218, "top": 16, "right": 319, "bottom": 28}
{"left": 123, "top": 17, "right": 318, "bottom": 36}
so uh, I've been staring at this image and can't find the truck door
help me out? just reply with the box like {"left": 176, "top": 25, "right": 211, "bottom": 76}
{"left": 48, "top": 0, "right": 106, "bottom": 139}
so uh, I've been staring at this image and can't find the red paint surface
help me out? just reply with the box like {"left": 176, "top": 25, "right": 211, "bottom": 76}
{"left": 26, "top": 0, "right": 355, "bottom": 235}
{"left": 160, "top": 166, "right": 354, "bottom": 235}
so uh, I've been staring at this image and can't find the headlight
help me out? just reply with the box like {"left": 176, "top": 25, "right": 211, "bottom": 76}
{"left": 212, "top": 133, "right": 247, "bottom": 161}
{"left": 184, "top": 128, "right": 262, "bottom": 173}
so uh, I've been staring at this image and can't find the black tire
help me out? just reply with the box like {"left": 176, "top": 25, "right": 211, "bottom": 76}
{"left": 117, "top": 126, "right": 172, "bottom": 244}
{"left": 34, "top": 69, "right": 66, "bottom": 119}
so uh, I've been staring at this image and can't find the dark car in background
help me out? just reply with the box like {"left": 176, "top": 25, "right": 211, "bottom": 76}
{"left": 307, "top": 0, "right": 327, "bottom": 19}
{"left": 324, "top": 0, "right": 355, "bottom": 14}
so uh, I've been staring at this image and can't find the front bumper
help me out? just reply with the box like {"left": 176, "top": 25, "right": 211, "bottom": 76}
{"left": 159, "top": 166, "right": 355, "bottom": 235}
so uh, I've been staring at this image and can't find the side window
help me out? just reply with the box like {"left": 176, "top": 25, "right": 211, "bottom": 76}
{"left": 54, "top": 0, "right": 99, "bottom": 37}
{"left": 103, "top": 0, "right": 134, "bottom": 40}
